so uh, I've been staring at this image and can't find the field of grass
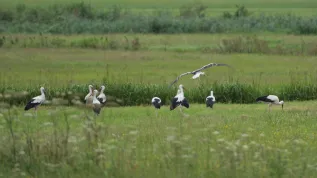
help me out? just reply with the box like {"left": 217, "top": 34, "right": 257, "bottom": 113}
{"left": 3, "top": 0, "right": 317, "bottom": 9}
{"left": 1, "top": 47, "right": 316, "bottom": 88}
{"left": 3, "top": 0, "right": 317, "bottom": 19}
{"left": 1, "top": 0, "right": 317, "bottom": 176}
{"left": 1, "top": 101, "right": 317, "bottom": 177}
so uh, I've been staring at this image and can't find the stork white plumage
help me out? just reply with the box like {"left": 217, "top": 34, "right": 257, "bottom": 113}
{"left": 84, "top": 85, "right": 94, "bottom": 106}
{"left": 151, "top": 97, "right": 161, "bottom": 109}
{"left": 170, "top": 84, "right": 189, "bottom": 113}
{"left": 256, "top": 95, "right": 284, "bottom": 111}
{"left": 24, "top": 87, "right": 46, "bottom": 116}
{"left": 92, "top": 89, "right": 102, "bottom": 115}
{"left": 206, "top": 90, "right": 216, "bottom": 108}
{"left": 97, "top": 85, "right": 106, "bottom": 106}
{"left": 151, "top": 97, "right": 161, "bottom": 117}
{"left": 169, "top": 63, "right": 232, "bottom": 87}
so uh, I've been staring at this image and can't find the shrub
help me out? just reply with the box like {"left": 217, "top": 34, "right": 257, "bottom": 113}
{"left": 179, "top": 2, "right": 208, "bottom": 18}
{"left": 217, "top": 35, "right": 270, "bottom": 54}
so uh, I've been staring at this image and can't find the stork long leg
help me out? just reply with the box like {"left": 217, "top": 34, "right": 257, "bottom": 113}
{"left": 34, "top": 107, "right": 38, "bottom": 117}
{"left": 179, "top": 105, "right": 183, "bottom": 114}
{"left": 155, "top": 109, "right": 158, "bottom": 118}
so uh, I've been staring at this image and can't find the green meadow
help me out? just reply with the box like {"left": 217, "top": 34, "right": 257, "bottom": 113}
{"left": 1, "top": 102, "right": 317, "bottom": 177}
{"left": 1, "top": 0, "right": 317, "bottom": 177}
{"left": 1, "top": 47, "right": 316, "bottom": 88}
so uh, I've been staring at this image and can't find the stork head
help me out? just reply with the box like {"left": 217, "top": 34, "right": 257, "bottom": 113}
{"left": 93, "top": 89, "right": 99, "bottom": 97}
{"left": 100, "top": 85, "right": 105, "bottom": 91}
{"left": 40, "top": 87, "right": 45, "bottom": 94}
{"left": 179, "top": 84, "right": 185, "bottom": 90}
{"left": 280, "top": 100, "right": 284, "bottom": 110}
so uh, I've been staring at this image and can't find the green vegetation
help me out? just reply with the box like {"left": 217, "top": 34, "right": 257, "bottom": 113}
{"left": 1, "top": 102, "right": 317, "bottom": 177}
{"left": 1, "top": 0, "right": 317, "bottom": 177}
{"left": 2, "top": 34, "right": 317, "bottom": 55}
{"left": 2, "top": 0, "right": 317, "bottom": 9}
{"left": 1, "top": 47, "right": 317, "bottom": 106}
{"left": 1, "top": 2, "right": 317, "bottom": 34}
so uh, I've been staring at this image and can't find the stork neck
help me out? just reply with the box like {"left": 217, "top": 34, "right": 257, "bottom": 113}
{"left": 40, "top": 89, "right": 45, "bottom": 96}
{"left": 210, "top": 91, "right": 213, "bottom": 96}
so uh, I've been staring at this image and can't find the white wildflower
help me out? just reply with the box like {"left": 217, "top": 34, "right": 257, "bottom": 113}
{"left": 241, "top": 133, "right": 249, "bottom": 138}
{"left": 209, "top": 148, "right": 215, "bottom": 152}
{"left": 181, "top": 155, "right": 193, "bottom": 159}
{"left": 213, "top": 131, "right": 220, "bottom": 135}
{"left": 42, "top": 122, "right": 53, "bottom": 127}
{"left": 129, "top": 130, "right": 138, "bottom": 135}
{"left": 217, "top": 138, "right": 225, "bottom": 143}
{"left": 68, "top": 136, "right": 77, "bottom": 143}
{"left": 107, "top": 145, "right": 117, "bottom": 150}
{"left": 166, "top": 135, "right": 176, "bottom": 142}
{"left": 242, "top": 145, "right": 249, "bottom": 150}
{"left": 23, "top": 113, "right": 33, "bottom": 117}
{"left": 19, "top": 150, "right": 25, "bottom": 155}
{"left": 94, "top": 148, "right": 105, "bottom": 153}
{"left": 259, "top": 133, "right": 265, "bottom": 137}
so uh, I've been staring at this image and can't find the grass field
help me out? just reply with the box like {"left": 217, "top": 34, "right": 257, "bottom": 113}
{"left": 1, "top": 101, "right": 317, "bottom": 177}
{"left": 2, "top": 0, "right": 317, "bottom": 16}
{"left": 1, "top": 0, "right": 317, "bottom": 176}
{"left": 1, "top": 47, "right": 316, "bottom": 89}
{"left": 3, "top": 0, "right": 317, "bottom": 9}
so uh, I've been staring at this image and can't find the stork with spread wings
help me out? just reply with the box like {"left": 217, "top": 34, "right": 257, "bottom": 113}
{"left": 168, "top": 63, "right": 233, "bottom": 87}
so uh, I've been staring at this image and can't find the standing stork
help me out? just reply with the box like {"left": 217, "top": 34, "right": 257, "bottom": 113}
{"left": 169, "top": 63, "right": 232, "bottom": 87}
{"left": 256, "top": 95, "right": 284, "bottom": 111}
{"left": 170, "top": 84, "right": 189, "bottom": 113}
{"left": 84, "top": 85, "right": 94, "bottom": 106}
{"left": 151, "top": 97, "right": 161, "bottom": 117}
{"left": 24, "top": 87, "right": 46, "bottom": 116}
{"left": 206, "top": 89, "right": 216, "bottom": 108}
{"left": 92, "top": 89, "right": 102, "bottom": 115}
{"left": 97, "top": 85, "right": 107, "bottom": 106}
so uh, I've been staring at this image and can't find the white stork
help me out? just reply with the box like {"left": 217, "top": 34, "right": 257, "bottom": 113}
{"left": 24, "top": 87, "right": 46, "bottom": 116}
{"left": 256, "top": 95, "right": 284, "bottom": 111}
{"left": 92, "top": 89, "right": 102, "bottom": 115}
{"left": 84, "top": 85, "right": 94, "bottom": 106}
{"left": 151, "top": 97, "right": 161, "bottom": 117}
{"left": 206, "top": 90, "right": 216, "bottom": 108}
{"left": 151, "top": 97, "right": 161, "bottom": 109}
{"left": 97, "top": 85, "right": 106, "bottom": 106}
{"left": 170, "top": 84, "right": 189, "bottom": 113}
{"left": 169, "top": 63, "right": 232, "bottom": 87}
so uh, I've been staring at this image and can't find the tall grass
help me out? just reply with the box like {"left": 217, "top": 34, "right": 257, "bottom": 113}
{"left": 1, "top": 2, "right": 317, "bottom": 34}
{"left": 1, "top": 103, "right": 317, "bottom": 177}
{"left": 2, "top": 34, "right": 317, "bottom": 55}
{"left": 1, "top": 78, "right": 317, "bottom": 106}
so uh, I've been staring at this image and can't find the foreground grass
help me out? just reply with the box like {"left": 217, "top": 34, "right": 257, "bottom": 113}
{"left": 1, "top": 101, "right": 317, "bottom": 177}
{"left": 1, "top": 48, "right": 316, "bottom": 88}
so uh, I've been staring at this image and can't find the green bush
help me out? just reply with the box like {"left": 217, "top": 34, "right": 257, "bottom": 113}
{"left": 1, "top": 80, "right": 316, "bottom": 107}
{"left": 0, "top": 2, "right": 317, "bottom": 34}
